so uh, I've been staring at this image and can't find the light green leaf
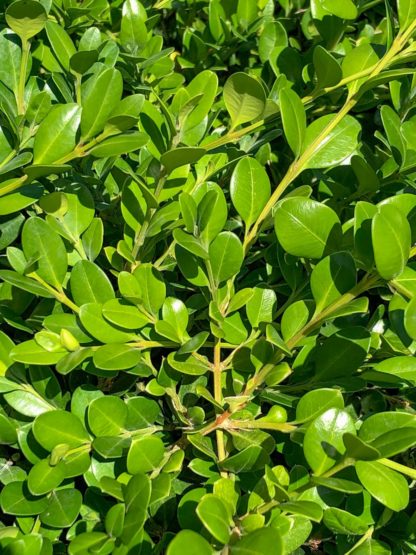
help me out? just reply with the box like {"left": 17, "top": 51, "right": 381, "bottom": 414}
{"left": 167, "top": 530, "right": 213, "bottom": 555}
{"left": 303, "top": 408, "right": 356, "bottom": 474}
{"left": 230, "top": 157, "right": 271, "bottom": 228}
{"left": 6, "top": 0, "right": 47, "bottom": 41}
{"left": 356, "top": 461, "right": 409, "bottom": 511}
{"left": 70, "top": 260, "right": 114, "bottom": 305}
{"left": 310, "top": 252, "right": 356, "bottom": 312}
{"left": 88, "top": 396, "right": 127, "bottom": 436}
{"left": 208, "top": 231, "right": 244, "bottom": 286}
{"left": 196, "top": 494, "right": 231, "bottom": 544}
{"left": 81, "top": 67, "right": 123, "bottom": 140}
{"left": 372, "top": 204, "right": 410, "bottom": 279}
{"left": 274, "top": 197, "right": 341, "bottom": 259}
{"left": 302, "top": 115, "right": 361, "bottom": 169}
{"left": 279, "top": 87, "right": 306, "bottom": 157}
{"left": 33, "top": 104, "right": 81, "bottom": 165}
{"left": 127, "top": 436, "right": 165, "bottom": 474}
{"left": 223, "top": 72, "right": 266, "bottom": 129}
{"left": 22, "top": 217, "right": 67, "bottom": 288}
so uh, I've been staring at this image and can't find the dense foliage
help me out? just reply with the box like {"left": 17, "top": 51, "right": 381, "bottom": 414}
{"left": 1, "top": 0, "right": 416, "bottom": 552}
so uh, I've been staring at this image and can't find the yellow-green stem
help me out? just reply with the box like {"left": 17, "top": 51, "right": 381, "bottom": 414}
{"left": 379, "top": 458, "right": 416, "bottom": 480}
{"left": 214, "top": 340, "right": 227, "bottom": 475}
{"left": 17, "top": 38, "right": 30, "bottom": 115}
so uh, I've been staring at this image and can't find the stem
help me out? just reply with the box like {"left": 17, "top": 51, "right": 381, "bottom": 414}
{"left": 228, "top": 419, "right": 296, "bottom": 433}
{"left": 75, "top": 73, "right": 82, "bottom": 105}
{"left": 28, "top": 272, "right": 80, "bottom": 313}
{"left": 345, "top": 527, "right": 374, "bottom": 555}
{"left": 17, "top": 38, "right": 30, "bottom": 115}
{"left": 286, "top": 274, "right": 380, "bottom": 350}
{"left": 214, "top": 339, "right": 227, "bottom": 475}
{"left": 379, "top": 458, "right": 416, "bottom": 480}
{"left": 0, "top": 176, "right": 28, "bottom": 197}
{"left": 243, "top": 97, "right": 357, "bottom": 252}
{"left": 320, "top": 457, "right": 354, "bottom": 478}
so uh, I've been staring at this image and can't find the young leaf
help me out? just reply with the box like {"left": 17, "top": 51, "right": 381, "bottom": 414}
{"left": 279, "top": 87, "right": 306, "bottom": 157}
{"left": 230, "top": 157, "right": 271, "bottom": 228}
{"left": 223, "top": 72, "right": 266, "bottom": 129}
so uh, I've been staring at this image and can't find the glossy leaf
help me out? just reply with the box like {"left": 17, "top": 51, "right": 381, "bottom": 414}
{"left": 274, "top": 197, "right": 341, "bottom": 259}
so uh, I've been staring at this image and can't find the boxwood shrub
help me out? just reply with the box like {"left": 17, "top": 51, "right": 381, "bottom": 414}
{"left": 0, "top": 0, "right": 416, "bottom": 553}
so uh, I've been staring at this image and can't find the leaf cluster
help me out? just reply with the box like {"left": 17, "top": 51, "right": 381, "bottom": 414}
{"left": 1, "top": 0, "right": 416, "bottom": 554}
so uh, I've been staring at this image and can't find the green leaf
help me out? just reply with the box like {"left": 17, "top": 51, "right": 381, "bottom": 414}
{"left": 313, "top": 327, "right": 371, "bottom": 381}
{"left": 280, "top": 500, "right": 323, "bottom": 522}
{"left": 27, "top": 459, "right": 65, "bottom": 495}
{"left": 1, "top": 480, "right": 48, "bottom": 516}
{"left": 198, "top": 186, "right": 228, "bottom": 246}
{"left": 33, "top": 104, "right": 81, "bottom": 165}
{"left": 323, "top": 507, "right": 368, "bottom": 535}
{"left": 133, "top": 263, "right": 166, "bottom": 315}
{"left": 121, "top": 473, "right": 151, "bottom": 544}
{"left": 246, "top": 286, "right": 276, "bottom": 328}
{"left": 120, "top": 0, "right": 147, "bottom": 54}
{"left": 397, "top": 0, "right": 416, "bottom": 30}
{"left": 0, "top": 33, "right": 20, "bottom": 93}
{"left": 10, "top": 339, "right": 65, "bottom": 364}
{"left": 310, "top": 252, "right": 356, "bottom": 312}
{"left": 295, "top": 388, "right": 344, "bottom": 423}
{"left": 356, "top": 461, "right": 409, "bottom": 511}
{"left": 349, "top": 539, "right": 391, "bottom": 555}
{"left": 0, "top": 183, "right": 43, "bottom": 216}
{"left": 102, "top": 298, "right": 149, "bottom": 329}
{"left": 371, "top": 427, "right": 416, "bottom": 458}
{"left": 274, "top": 197, "right": 341, "bottom": 259}
{"left": 79, "top": 303, "right": 137, "bottom": 343}
{"left": 223, "top": 72, "right": 266, "bottom": 129}
{"left": 281, "top": 300, "right": 312, "bottom": 342}
{"left": 230, "top": 157, "right": 271, "bottom": 228}
{"left": 312, "top": 476, "right": 363, "bottom": 494}
{"left": 167, "top": 352, "right": 210, "bottom": 376}
{"left": 6, "top": 0, "right": 47, "bottom": 41}
{"left": 372, "top": 204, "right": 410, "bottom": 279}
{"left": 196, "top": 494, "right": 231, "bottom": 544}
{"left": 321, "top": 0, "right": 358, "bottom": 18}
{"left": 342, "top": 433, "right": 380, "bottom": 461}
{"left": 93, "top": 343, "right": 141, "bottom": 371}
{"left": 156, "top": 297, "right": 189, "bottom": 342}
{"left": 33, "top": 410, "right": 90, "bottom": 451}
{"left": 88, "top": 132, "right": 148, "bottom": 158}
{"left": 167, "top": 530, "right": 213, "bottom": 555}
{"left": 208, "top": 231, "right": 244, "bottom": 286}
{"left": 70, "top": 50, "right": 98, "bottom": 74}
{"left": 40, "top": 489, "right": 82, "bottom": 528}
{"left": 220, "top": 445, "right": 269, "bottom": 473}
{"left": 373, "top": 356, "right": 416, "bottom": 384}
{"left": 313, "top": 45, "right": 342, "bottom": 89}
{"left": 81, "top": 67, "right": 123, "bottom": 140}
{"left": 127, "top": 436, "right": 165, "bottom": 474}
{"left": 173, "top": 229, "right": 208, "bottom": 259}
{"left": 279, "top": 88, "right": 306, "bottom": 157}
{"left": 45, "top": 20, "right": 76, "bottom": 71}
{"left": 160, "top": 147, "right": 205, "bottom": 173}
{"left": 70, "top": 260, "right": 114, "bottom": 305}
{"left": 231, "top": 528, "right": 283, "bottom": 555}
{"left": 302, "top": 115, "right": 361, "bottom": 169}
{"left": 380, "top": 105, "right": 406, "bottom": 165}
{"left": 342, "top": 44, "right": 379, "bottom": 94}
{"left": 21, "top": 217, "right": 67, "bottom": 289}
{"left": 88, "top": 396, "right": 127, "bottom": 436}
{"left": 303, "top": 408, "right": 356, "bottom": 474}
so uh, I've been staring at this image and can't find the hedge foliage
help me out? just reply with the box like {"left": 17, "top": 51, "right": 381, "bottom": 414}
{"left": 1, "top": 0, "right": 416, "bottom": 553}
